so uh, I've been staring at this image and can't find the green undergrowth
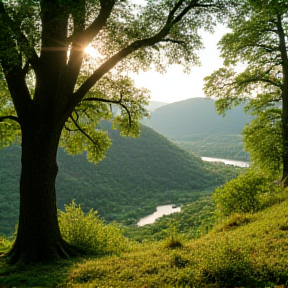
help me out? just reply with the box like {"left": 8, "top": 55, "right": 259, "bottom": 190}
{"left": 1, "top": 199, "right": 288, "bottom": 287}
{"left": 58, "top": 201, "right": 128, "bottom": 256}
{"left": 0, "top": 236, "right": 11, "bottom": 254}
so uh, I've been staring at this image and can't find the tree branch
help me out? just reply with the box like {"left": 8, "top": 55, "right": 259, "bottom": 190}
{"left": 160, "top": 38, "right": 186, "bottom": 44}
{"left": 0, "top": 2, "right": 39, "bottom": 72}
{"left": 65, "top": 0, "right": 116, "bottom": 97}
{"left": 0, "top": 115, "right": 20, "bottom": 124}
{"left": 82, "top": 94, "right": 132, "bottom": 126}
{"left": 255, "top": 44, "right": 278, "bottom": 53}
{"left": 69, "top": 114, "right": 100, "bottom": 147}
{"left": 219, "top": 77, "right": 282, "bottom": 91}
{"left": 166, "top": 0, "right": 186, "bottom": 24}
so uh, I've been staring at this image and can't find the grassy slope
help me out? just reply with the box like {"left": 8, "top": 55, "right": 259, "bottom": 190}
{"left": 1, "top": 199, "right": 287, "bottom": 287}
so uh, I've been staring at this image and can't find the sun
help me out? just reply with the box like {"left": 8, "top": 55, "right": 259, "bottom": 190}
{"left": 84, "top": 44, "right": 102, "bottom": 59}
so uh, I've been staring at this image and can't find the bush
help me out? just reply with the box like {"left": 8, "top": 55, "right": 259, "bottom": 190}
{"left": 213, "top": 169, "right": 281, "bottom": 216}
{"left": 58, "top": 200, "right": 128, "bottom": 255}
{"left": 0, "top": 235, "right": 12, "bottom": 254}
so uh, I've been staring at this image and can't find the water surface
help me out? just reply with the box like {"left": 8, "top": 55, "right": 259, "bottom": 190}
{"left": 201, "top": 157, "right": 249, "bottom": 167}
{"left": 137, "top": 204, "right": 181, "bottom": 226}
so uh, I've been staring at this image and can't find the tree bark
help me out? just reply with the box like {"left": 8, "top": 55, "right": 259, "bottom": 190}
{"left": 6, "top": 118, "right": 72, "bottom": 264}
{"left": 276, "top": 14, "right": 288, "bottom": 187}
{"left": 281, "top": 90, "right": 288, "bottom": 187}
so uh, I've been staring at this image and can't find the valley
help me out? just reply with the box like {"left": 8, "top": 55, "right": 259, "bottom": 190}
{"left": 0, "top": 121, "right": 240, "bottom": 236}
{"left": 144, "top": 98, "right": 252, "bottom": 161}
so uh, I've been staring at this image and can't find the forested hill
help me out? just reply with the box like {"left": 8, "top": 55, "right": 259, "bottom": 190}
{"left": 57, "top": 125, "right": 225, "bottom": 219}
{"left": 0, "top": 125, "right": 228, "bottom": 235}
{"left": 144, "top": 97, "right": 251, "bottom": 140}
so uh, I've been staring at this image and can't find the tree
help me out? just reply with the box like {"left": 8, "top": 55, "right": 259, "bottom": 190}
{"left": 0, "top": 0, "right": 234, "bottom": 264}
{"left": 204, "top": 0, "right": 288, "bottom": 184}
{"left": 242, "top": 108, "right": 282, "bottom": 175}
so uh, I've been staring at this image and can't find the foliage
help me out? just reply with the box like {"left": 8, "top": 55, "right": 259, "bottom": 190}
{"left": 58, "top": 200, "right": 127, "bottom": 256}
{"left": 213, "top": 169, "right": 282, "bottom": 216}
{"left": 0, "top": 236, "right": 12, "bottom": 254}
{"left": 242, "top": 108, "right": 282, "bottom": 175}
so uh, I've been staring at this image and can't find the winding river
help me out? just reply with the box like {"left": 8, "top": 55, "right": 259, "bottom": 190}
{"left": 137, "top": 205, "right": 181, "bottom": 227}
{"left": 201, "top": 157, "right": 250, "bottom": 167}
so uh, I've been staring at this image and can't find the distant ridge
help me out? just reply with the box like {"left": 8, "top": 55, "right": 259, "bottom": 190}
{"left": 147, "top": 101, "right": 168, "bottom": 112}
{"left": 146, "top": 97, "right": 251, "bottom": 140}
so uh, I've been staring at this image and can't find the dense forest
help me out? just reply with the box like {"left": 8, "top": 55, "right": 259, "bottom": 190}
{"left": 0, "top": 124, "right": 238, "bottom": 235}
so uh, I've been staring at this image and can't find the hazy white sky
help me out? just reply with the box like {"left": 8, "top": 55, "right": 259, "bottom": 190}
{"left": 132, "top": 26, "right": 227, "bottom": 103}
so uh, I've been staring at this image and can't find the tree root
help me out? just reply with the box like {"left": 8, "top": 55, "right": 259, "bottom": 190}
{"left": 4, "top": 237, "right": 83, "bottom": 266}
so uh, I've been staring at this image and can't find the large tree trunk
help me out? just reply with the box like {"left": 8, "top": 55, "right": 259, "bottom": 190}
{"left": 281, "top": 92, "right": 288, "bottom": 187}
{"left": 277, "top": 14, "right": 288, "bottom": 187}
{"left": 7, "top": 121, "right": 72, "bottom": 264}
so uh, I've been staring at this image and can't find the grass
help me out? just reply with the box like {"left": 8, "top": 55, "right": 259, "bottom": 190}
{"left": 1, "top": 200, "right": 288, "bottom": 287}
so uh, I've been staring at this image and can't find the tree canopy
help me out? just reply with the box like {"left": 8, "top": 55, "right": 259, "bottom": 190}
{"left": 204, "top": 0, "right": 288, "bottom": 183}
{"left": 0, "top": 0, "right": 234, "bottom": 162}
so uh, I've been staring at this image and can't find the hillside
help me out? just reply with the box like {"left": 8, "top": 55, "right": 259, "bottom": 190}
{"left": 146, "top": 97, "right": 251, "bottom": 139}
{"left": 0, "top": 125, "right": 232, "bottom": 235}
{"left": 1, "top": 197, "right": 287, "bottom": 287}
{"left": 144, "top": 97, "right": 252, "bottom": 160}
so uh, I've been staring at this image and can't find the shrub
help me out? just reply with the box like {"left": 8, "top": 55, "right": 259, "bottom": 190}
{"left": 213, "top": 169, "right": 281, "bottom": 216}
{"left": 0, "top": 235, "right": 12, "bottom": 254}
{"left": 58, "top": 200, "right": 128, "bottom": 255}
{"left": 164, "top": 217, "right": 183, "bottom": 249}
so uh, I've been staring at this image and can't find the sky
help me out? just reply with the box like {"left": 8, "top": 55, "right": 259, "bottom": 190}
{"left": 127, "top": 0, "right": 228, "bottom": 104}
{"left": 132, "top": 27, "right": 228, "bottom": 104}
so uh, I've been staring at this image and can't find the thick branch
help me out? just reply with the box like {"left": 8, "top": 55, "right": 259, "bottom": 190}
{"left": 160, "top": 38, "right": 186, "bottom": 44}
{"left": 166, "top": 0, "right": 186, "bottom": 24}
{"left": 0, "top": 115, "right": 20, "bottom": 124}
{"left": 0, "top": 16, "right": 32, "bottom": 119}
{"left": 65, "top": 0, "right": 116, "bottom": 95}
{"left": 0, "top": 2, "right": 39, "bottom": 72}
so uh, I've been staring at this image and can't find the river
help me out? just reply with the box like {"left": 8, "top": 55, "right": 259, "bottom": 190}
{"left": 201, "top": 157, "right": 250, "bottom": 167}
{"left": 137, "top": 204, "right": 181, "bottom": 227}
{"left": 138, "top": 157, "right": 249, "bottom": 227}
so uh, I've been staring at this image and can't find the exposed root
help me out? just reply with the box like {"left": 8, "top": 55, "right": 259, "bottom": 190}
{"left": 4, "top": 237, "right": 83, "bottom": 266}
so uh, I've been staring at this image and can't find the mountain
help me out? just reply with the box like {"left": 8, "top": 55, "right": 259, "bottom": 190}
{"left": 146, "top": 97, "right": 251, "bottom": 140}
{"left": 0, "top": 125, "right": 230, "bottom": 235}
{"left": 144, "top": 97, "right": 252, "bottom": 160}
{"left": 147, "top": 101, "right": 168, "bottom": 112}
